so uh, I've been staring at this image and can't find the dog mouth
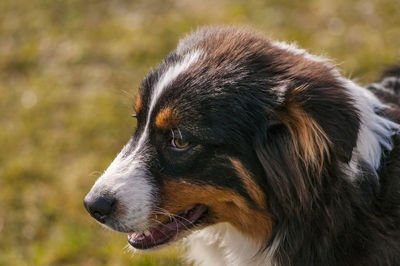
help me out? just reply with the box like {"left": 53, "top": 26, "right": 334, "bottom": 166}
{"left": 127, "top": 204, "right": 208, "bottom": 249}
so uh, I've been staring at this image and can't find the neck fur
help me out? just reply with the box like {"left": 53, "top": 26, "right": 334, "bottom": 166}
{"left": 341, "top": 78, "right": 399, "bottom": 180}
{"left": 185, "top": 223, "right": 275, "bottom": 266}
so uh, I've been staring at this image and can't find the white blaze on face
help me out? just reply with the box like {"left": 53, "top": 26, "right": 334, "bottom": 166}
{"left": 86, "top": 50, "right": 202, "bottom": 231}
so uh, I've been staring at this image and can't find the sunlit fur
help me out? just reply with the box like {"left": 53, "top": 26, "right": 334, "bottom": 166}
{"left": 85, "top": 26, "right": 400, "bottom": 266}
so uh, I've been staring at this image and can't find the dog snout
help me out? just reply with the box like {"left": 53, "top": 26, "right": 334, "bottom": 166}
{"left": 84, "top": 195, "right": 116, "bottom": 224}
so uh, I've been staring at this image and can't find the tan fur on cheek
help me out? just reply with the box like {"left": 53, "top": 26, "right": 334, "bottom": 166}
{"left": 156, "top": 180, "right": 273, "bottom": 243}
{"left": 230, "top": 158, "right": 267, "bottom": 210}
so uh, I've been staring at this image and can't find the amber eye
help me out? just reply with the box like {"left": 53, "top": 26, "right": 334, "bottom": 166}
{"left": 171, "top": 138, "right": 189, "bottom": 149}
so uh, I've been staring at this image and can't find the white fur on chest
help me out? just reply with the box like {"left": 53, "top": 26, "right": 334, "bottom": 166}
{"left": 184, "top": 223, "right": 276, "bottom": 266}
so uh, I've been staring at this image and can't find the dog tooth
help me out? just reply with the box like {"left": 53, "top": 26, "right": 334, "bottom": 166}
{"left": 144, "top": 230, "right": 151, "bottom": 236}
{"left": 136, "top": 234, "right": 145, "bottom": 240}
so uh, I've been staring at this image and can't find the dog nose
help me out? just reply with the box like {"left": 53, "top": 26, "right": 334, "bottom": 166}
{"left": 83, "top": 195, "right": 115, "bottom": 223}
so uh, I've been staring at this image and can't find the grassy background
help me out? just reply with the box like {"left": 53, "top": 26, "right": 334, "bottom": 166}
{"left": 0, "top": 0, "right": 399, "bottom": 265}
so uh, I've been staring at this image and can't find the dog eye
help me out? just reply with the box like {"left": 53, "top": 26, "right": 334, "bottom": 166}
{"left": 171, "top": 138, "right": 189, "bottom": 149}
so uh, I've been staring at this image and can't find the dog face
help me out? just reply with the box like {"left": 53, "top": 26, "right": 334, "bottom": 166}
{"left": 84, "top": 26, "right": 360, "bottom": 250}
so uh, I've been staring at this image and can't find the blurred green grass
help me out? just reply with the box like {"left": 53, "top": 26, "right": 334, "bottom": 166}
{"left": 0, "top": 0, "right": 399, "bottom": 265}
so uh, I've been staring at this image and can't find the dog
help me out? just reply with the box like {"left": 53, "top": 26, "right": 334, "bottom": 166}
{"left": 84, "top": 26, "right": 400, "bottom": 265}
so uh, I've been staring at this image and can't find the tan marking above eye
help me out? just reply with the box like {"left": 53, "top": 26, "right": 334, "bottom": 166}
{"left": 135, "top": 94, "right": 142, "bottom": 115}
{"left": 155, "top": 107, "right": 179, "bottom": 130}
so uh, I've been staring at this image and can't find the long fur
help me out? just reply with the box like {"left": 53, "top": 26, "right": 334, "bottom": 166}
{"left": 84, "top": 26, "right": 400, "bottom": 266}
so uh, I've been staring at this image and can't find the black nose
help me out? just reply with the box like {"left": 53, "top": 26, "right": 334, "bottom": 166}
{"left": 83, "top": 195, "right": 116, "bottom": 223}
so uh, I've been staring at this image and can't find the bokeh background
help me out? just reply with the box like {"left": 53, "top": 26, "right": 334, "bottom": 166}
{"left": 1, "top": 0, "right": 399, "bottom": 265}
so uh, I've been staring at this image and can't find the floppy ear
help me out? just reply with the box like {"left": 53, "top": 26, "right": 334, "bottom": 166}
{"left": 274, "top": 84, "right": 359, "bottom": 170}
{"left": 278, "top": 83, "right": 360, "bottom": 164}
{"left": 254, "top": 84, "right": 360, "bottom": 214}
{"left": 299, "top": 85, "right": 360, "bottom": 163}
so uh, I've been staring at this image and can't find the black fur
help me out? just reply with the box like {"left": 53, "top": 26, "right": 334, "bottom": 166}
{"left": 85, "top": 26, "right": 400, "bottom": 265}
{"left": 139, "top": 28, "right": 400, "bottom": 265}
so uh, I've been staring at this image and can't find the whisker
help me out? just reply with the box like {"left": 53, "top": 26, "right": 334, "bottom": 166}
{"left": 148, "top": 218, "right": 171, "bottom": 239}
{"left": 177, "top": 127, "right": 183, "bottom": 140}
{"left": 151, "top": 208, "right": 194, "bottom": 232}
{"left": 153, "top": 207, "right": 196, "bottom": 226}
{"left": 89, "top": 171, "right": 103, "bottom": 178}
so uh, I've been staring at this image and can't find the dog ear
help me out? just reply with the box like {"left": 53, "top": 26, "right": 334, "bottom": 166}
{"left": 275, "top": 84, "right": 360, "bottom": 165}
{"left": 254, "top": 84, "right": 360, "bottom": 214}
{"left": 299, "top": 85, "right": 360, "bottom": 163}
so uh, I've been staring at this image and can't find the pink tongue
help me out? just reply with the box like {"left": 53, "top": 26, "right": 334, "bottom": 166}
{"left": 127, "top": 204, "right": 208, "bottom": 249}
{"left": 128, "top": 219, "right": 180, "bottom": 241}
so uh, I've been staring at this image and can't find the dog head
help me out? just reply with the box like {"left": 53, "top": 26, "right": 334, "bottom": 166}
{"left": 84, "top": 26, "right": 360, "bottom": 250}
